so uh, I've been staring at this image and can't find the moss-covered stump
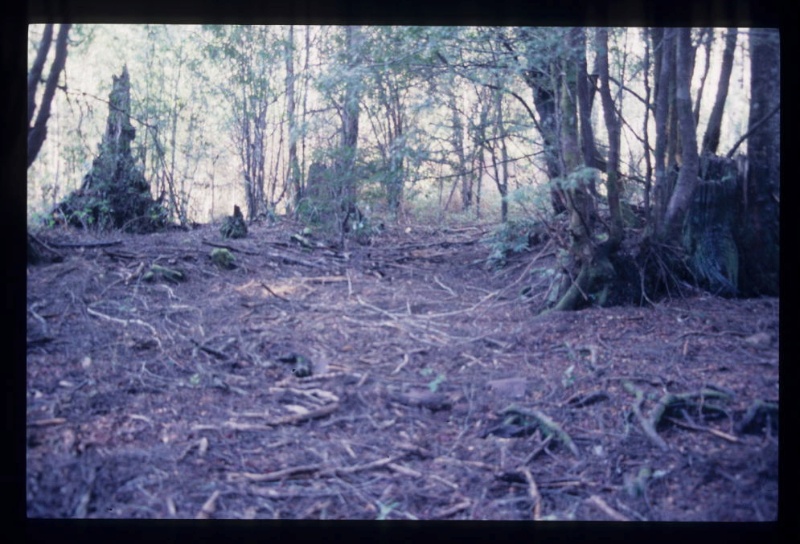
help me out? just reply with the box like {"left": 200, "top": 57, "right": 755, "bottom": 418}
{"left": 220, "top": 205, "right": 248, "bottom": 239}
{"left": 53, "top": 66, "right": 166, "bottom": 234}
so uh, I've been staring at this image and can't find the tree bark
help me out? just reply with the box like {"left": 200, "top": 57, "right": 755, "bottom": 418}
{"left": 27, "top": 23, "right": 71, "bottom": 168}
{"left": 596, "top": 28, "right": 623, "bottom": 247}
{"left": 652, "top": 28, "right": 674, "bottom": 232}
{"left": 285, "top": 25, "right": 302, "bottom": 212}
{"left": 519, "top": 28, "right": 567, "bottom": 214}
{"left": 575, "top": 28, "right": 604, "bottom": 172}
{"left": 27, "top": 24, "right": 54, "bottom": 126}
{"left": 737, "top": 28, "right": 779, "bottom": 296}
{"left": 337, "top": 25, "right": 363, "bottom": 224}
{"left": 701, "top": 28, "right": 737, "bottom": 155}
{"left": 658, "top": 28, "right": 700, "bottom": 242}
{"left": 692, "top": 28, "right": 712, "bottom": 128}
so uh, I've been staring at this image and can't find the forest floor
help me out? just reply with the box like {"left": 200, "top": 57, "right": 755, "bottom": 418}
{"left": 26, "top": 217, "right": 779, "bottom": 521}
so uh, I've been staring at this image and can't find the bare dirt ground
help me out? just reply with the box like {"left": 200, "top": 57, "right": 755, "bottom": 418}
{"left": 26, "top": 218, "right": 779, "bottom": 521}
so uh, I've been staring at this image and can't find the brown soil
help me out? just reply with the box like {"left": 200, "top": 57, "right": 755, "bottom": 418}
{"left": 26, "top": 219, "right": 779, "bottom": 520}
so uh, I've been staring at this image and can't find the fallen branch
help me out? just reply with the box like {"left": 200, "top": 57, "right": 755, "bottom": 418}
{"left": 519, "top": 466, "right": 542, "bottom": 520}
{"left": 46, "top": 239, "right": 123, "bottom": 248}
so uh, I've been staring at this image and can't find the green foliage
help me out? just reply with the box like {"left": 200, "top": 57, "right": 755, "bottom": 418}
{"left": 552, "top": 166, "right": 601, "bottom": 192}
{"left": 484, "top": 218, "right": 545, "bottom": 268}
{"left": 210, "top": 248, "right": 235, "bottom": 269}
{"left": 420, "top": 367, "right": 446, "bottom": 393}
{"left": 219, "top": 206, "right": 248, "bottom": 239}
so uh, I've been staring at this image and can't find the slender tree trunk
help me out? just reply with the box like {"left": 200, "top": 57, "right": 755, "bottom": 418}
{"left": 285, "top": 25, "right": 301, "bottom": 212}
{"left": 659, "top": 28, "right": 699, "bottom": 242}
{"left": 652, "top": 28, "right": 674, "bottom": 232}
{"left": 447, "top": 88, "right": 470, "bottom": 212}
{"left": 693, "top": 28, "right": 712, "bottom": 128}
{"left": 641, "top": 27, "right": 654, "bottom": 217}
{"left": 596, "top": 28, "right": 623, "bottom": 247}
{"left": 494, "top": 87, "right": 509, "bottom": 222}
{"left": 575, "top": 28, "right": 603, "bottom": 171}
{"left": 27, "top": 24, "right": 54, "bottom": 126}
{"left": 337, "top": 25, "right": 363, "bottom": 225}
{"left": 701, "top": 28, "right": 737, "bottom": 155}
{"left": 28, "top": 24, "right": 71, "bottom": 168}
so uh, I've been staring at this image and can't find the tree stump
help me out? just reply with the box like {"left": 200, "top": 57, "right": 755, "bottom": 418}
{"left": 53, "top": 66, "right": 166, "bottom": 233}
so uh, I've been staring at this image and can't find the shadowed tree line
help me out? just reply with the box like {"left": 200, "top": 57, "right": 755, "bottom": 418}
{"left": 27, "top": 25, "right": 779, "bottom": 305}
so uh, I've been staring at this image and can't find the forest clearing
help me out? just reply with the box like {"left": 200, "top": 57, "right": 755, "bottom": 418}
{"left": 26, "top": 219, "right": 778, "bottom": 520}
{"left": 25, "top": 23, "right": 780, "bottom": 521}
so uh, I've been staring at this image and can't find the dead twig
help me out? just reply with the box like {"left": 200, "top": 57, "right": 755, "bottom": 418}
{"left": 436, "top": 498, "right": 471, "bottom": 518}
{"left": 195, "top": 490, "right": 221, "bottom": 519}
{"left": 587, "top": 495, "right": 630, "bottom": 522}
{"left": 519, "top": 466, "right": 542, "bottom": 520}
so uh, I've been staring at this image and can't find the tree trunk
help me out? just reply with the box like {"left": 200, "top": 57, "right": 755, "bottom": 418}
{"left": 693, "top": 28, "right": 712, "bottom": 128}
{"left": 658, "top": 28, "right": 700, "bottom": 243}
{"left": 552, "top": 28, "right": 608, "bottom": 311}
{"left": 652, "top": 28, "right": 674, "bottom": 232}
{"left": 701, "top": 28, "right": 737, "bottom": 155}
{"left": 575, "top": 28, "right": 604, "bottom": 172}
{"left": 28, "top": 23, "right": 71, "bottom": 168}
{"left": 27, "top": 24, "right": 54, "bottom": 126}
{"left": 519, "top": 29, "right": 567, "bottom": 214}
{"left": 596, "top": 28, "right": 623, "bottom": 247}
{"left": 736, "top": 28, "right": 779, "bottom": 296}
{"left": 285, "top": 25, "right": 302, "bottom": 213}
{"left": 336, "top": 25, "right": 363, "bottom": 231}
{"left": 641, "top": 28, "right": 654, "bottom": 217}
{"left": 447, "top": 88, "right": 470, "bottom": 212}
{"left": 55, "top": 66, "right": 166, "bottom": 233}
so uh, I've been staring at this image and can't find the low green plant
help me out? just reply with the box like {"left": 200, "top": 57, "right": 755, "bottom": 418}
{"left": 485, "top": 218, "right": 545, "bottom": 268}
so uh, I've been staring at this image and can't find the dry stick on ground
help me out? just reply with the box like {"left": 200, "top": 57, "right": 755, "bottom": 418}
{"left": 230, "top": 454, "right": 407, "bottom": 483}
{"left": 519, "top": 466, "right": 543, "bottom": 520}
{"left": 46, "top": 239, "right": 123, "bottom": 248}
{"left": 587, "top": 495, "right": 630, "bottom": 522}
{"left": 195, "top": 490, "right": 221, "bottom": 519}
{"left": 437, "top": 498, "right": 472, "bottom": 519}
{"left": 190, "top": 338, "right": 229, "bottom": 361}
{"left": 193, "top": 402, "right": 339, "bottom": 433}
{"left": 86, "top": 305, "right": 160, "bottom": 342}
